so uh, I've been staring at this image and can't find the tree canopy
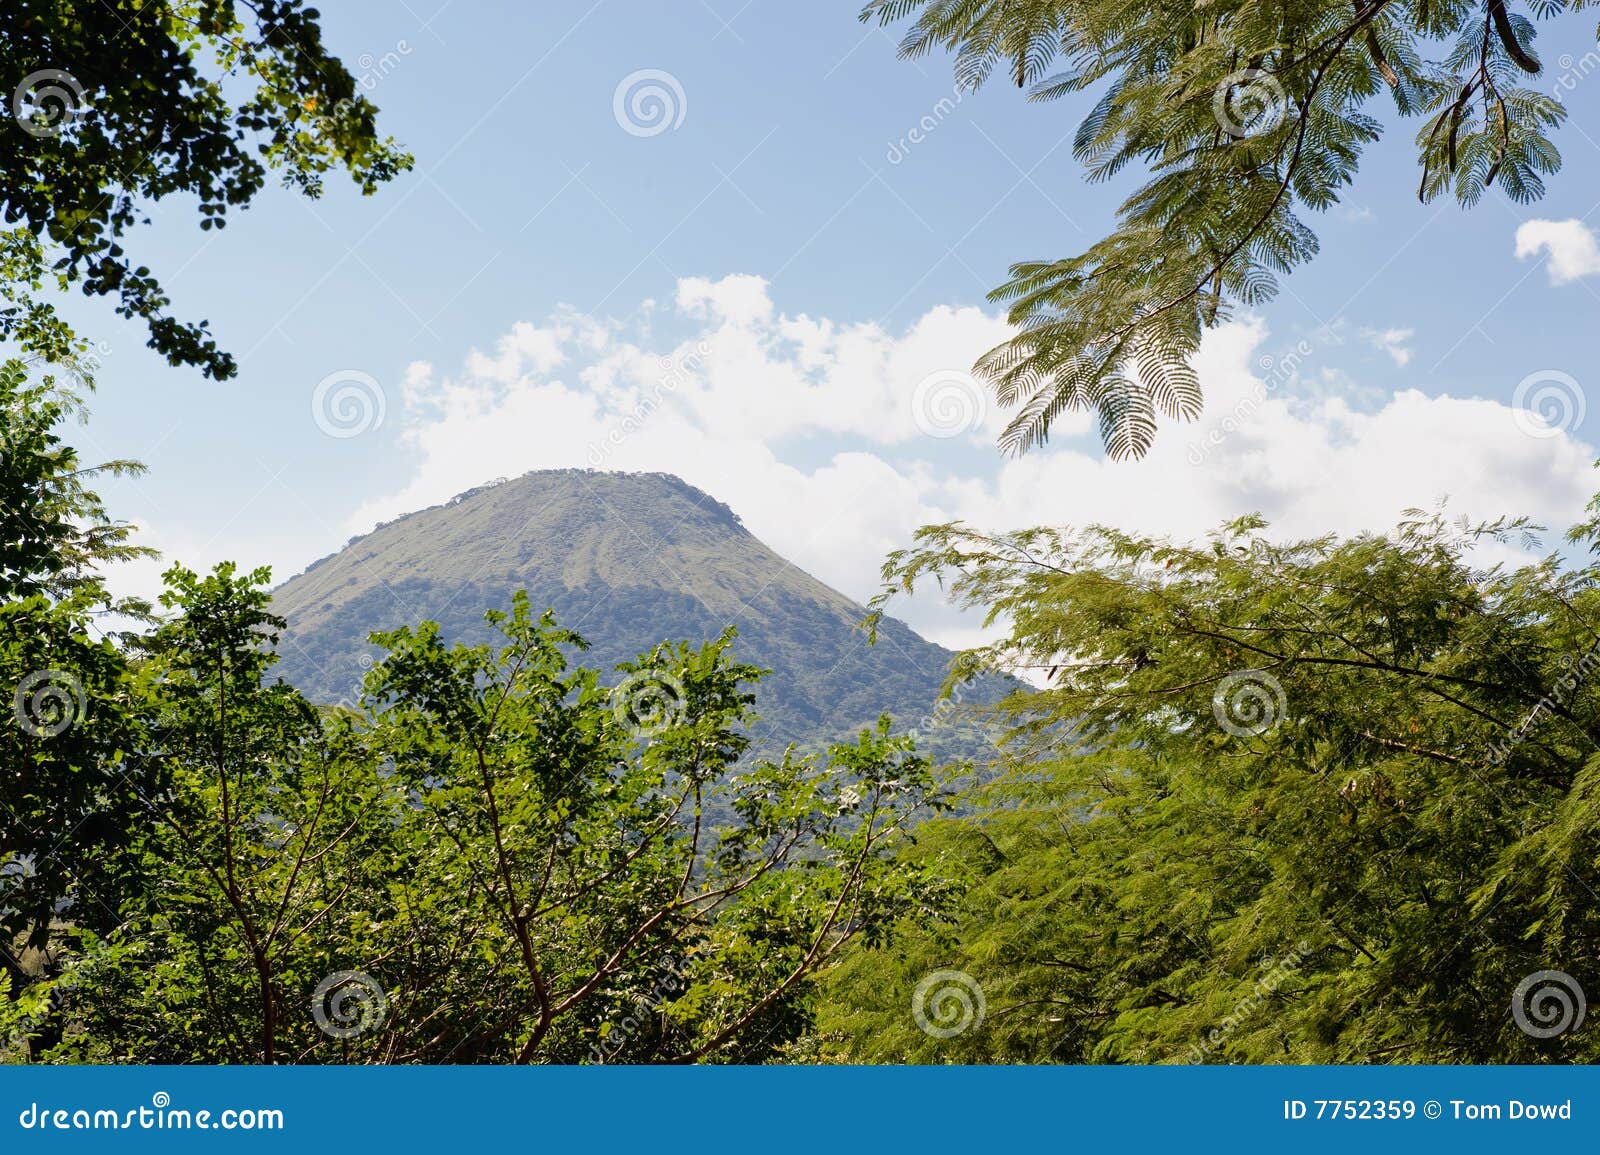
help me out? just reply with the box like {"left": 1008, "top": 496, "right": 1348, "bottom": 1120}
{"left": 4, "top": 525, "right": 954, "bottom": 1063}
{"left": 864, "top": 0, "right": 1584, "bottom": 458}
{"left": 0, "top": 357, "right": 153, "bottom": 969}
{"left": 822, "top": 498, "right": 1600, "bottom": 1061}
{"left": 0, "top": 0, "right": 411, "bottom": 378}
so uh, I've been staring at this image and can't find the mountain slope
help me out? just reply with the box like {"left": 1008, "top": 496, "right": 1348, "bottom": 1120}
{"left": 271, "top": 470, "right": 993, "bottom": 752}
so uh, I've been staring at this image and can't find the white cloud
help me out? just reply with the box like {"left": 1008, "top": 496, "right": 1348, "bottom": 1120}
{"left": 1367, "top": 327, "right": 1414, "bottom": 366}
{"left": 463, "top": 319, "right": 571, "bottom": 382}
{"left": 676, "top": 274, "right": 774, "bottom": 326}
{"left": 348, "top": 276, "right": 1597, "bottom": 649}
{"left": 1515, "top": 218, "right": 1600, "bottom": 285}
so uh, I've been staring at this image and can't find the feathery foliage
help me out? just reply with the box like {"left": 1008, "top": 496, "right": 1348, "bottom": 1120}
{"left": 825, "top": 497, "right": 1600, "bottom": 1061}
{"left": 863, "top": 0, "right": 1580, "bottom": 458}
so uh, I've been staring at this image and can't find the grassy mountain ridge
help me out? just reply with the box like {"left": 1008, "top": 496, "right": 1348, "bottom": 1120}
{"left": 272, "top": 469, "right": 999, "bottom": 752}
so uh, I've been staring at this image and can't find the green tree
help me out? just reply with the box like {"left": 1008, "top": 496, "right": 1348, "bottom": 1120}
{"left": 1, "top": 0, "right": 411, "bottom": 376}
{"left": 826, "top": 496, "right": 1600, "bottom": 1062}
{"left": 1, "top": 357, "right": 150, "bottom": 984}
{"left": 864, "top": 0, "right": 1580, "bottom": 458}
{"left": 353, "top": 597, "right": 953, "bottom": 1063}
{"left": 50, "top": 563, "right": 392, "bottom": 1064}
{"left": 0, "top": 357, "right": 151, "bottom": 609}
{"left": 31, "top": 582, "right": 952, "bottom": 1063}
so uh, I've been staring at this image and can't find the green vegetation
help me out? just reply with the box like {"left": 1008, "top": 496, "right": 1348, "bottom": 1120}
{"left": 865, "top": 0, "right": 1586, "bottom": 458}
{"left": 1, "top": 359, "right": 152, "bottom": 968}
{"left": 1, "top": 0, "right": 410, "bottom": 376}
{"left": 820, "top": 507, "right": 1600, "bottom": 1061}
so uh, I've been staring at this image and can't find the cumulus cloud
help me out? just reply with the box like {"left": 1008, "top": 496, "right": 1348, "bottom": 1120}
{"left": 1515, "top": 218, "right": 1600, "bottom": 285}
{"left": 352, "top": 275, "right": 1597, "bottom": 647}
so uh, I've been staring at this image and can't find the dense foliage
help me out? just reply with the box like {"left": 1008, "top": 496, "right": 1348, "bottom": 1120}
{"left": 0, "top": 357, "right": 152, "bottom": 969}
{"left": 0, "top": 0, "right": 410, "bottom": 376}
{"left": 865, "top": 0, "right": 1586, "bottom": 458}
{"left": 821, "top": 503, "right": 1600, "bottom": 1061}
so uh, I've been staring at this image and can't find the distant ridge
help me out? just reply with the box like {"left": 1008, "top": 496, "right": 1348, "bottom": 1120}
{"left": 272, "top": 469, "right": 1001, "bottom": 752}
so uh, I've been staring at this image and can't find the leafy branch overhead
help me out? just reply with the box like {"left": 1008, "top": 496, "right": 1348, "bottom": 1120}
{"left": 863, "top": 0, "right": 1578, "bottom": 459}
{"left": 0, "top": 0, "right": 411, "bottom": 378}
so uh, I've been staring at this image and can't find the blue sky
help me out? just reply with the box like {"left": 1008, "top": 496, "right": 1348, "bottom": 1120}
{"left": 58, "top": 1, "right": 1600, "bottom": 645}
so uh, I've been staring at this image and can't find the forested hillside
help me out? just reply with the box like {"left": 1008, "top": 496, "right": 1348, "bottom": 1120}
{"left": 272, "top": 469, "right": 1006, "bottom": 755}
